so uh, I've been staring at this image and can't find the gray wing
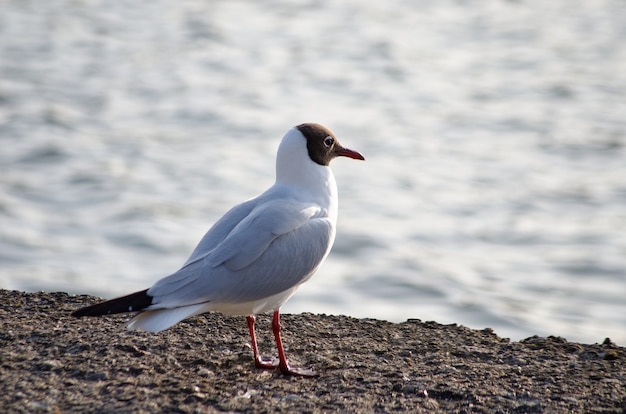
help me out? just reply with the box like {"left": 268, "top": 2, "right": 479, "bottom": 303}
{"left": 181, "top": 197, "right": 259, "bottom": 266}
{"left": 147, "top": 198, "right": 334, "bottom": 307}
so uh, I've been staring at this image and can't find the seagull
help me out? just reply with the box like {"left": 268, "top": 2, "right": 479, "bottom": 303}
{"left": 71, "top": 123, "right": 364, "bottom": 377}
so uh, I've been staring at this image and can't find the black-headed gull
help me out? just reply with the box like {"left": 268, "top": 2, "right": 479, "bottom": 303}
{"left": 72, "top": 123, "right": 364, "bottom": 376}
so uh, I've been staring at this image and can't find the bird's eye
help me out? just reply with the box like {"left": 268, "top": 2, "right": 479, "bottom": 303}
{"left": 323, "top": 136, "right": 334, "bottom": 148}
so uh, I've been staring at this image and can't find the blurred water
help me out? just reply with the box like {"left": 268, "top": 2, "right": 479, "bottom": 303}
{"left": 1, "top": 0, "right": 625, "bottom": 344}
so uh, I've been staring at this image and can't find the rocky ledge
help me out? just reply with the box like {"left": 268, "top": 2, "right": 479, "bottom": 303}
{"left": 0, "top": 290, "right": 624, "bottom": 413}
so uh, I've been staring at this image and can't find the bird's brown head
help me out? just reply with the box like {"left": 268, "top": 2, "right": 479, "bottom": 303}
{"left": 296, "top": 123, "right": 365, "bottom": 166}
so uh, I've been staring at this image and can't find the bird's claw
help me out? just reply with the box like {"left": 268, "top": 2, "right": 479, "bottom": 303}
{"left": 254, "top": 356, "right": 279, "bottom": 370}
{"left": 254, "top": 357, "right": 318, "bottom": 377}
{"left": 279, "top": 364, "right": 319, "bottom": 377}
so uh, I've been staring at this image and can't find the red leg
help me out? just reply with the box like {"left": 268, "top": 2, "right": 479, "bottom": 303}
{"left": 246, "top": 315, "right": 278, "bottom": 369}
{"left": 271, "top": 310, "right": 318, "bottom": 377}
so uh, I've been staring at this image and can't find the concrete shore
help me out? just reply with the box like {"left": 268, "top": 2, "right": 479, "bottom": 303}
{"left": 1, "top": 290, "right": 623, "bottom": 413}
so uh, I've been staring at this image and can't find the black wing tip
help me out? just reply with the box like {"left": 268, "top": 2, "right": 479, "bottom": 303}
{"left": 70, "top": 308, "right": 88, "bottom": 318}
{"left": 70, "top": 306, "right": 112, "bottom": 318}
{"left": 71, "top": 289, "right": 153, "bottom": 318}
{"left": 70, "top": 305, "right": 100, "bottom": 318}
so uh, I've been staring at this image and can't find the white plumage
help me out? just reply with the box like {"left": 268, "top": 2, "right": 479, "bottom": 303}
{"left": 131, "top": 128, "right": 338, "bottom": 331}
{"left": 72, "top": 123, "right": 364, "bottom": 376}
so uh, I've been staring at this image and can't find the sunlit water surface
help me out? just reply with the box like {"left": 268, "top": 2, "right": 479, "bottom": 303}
{"left": 1, "top": 0, "right": 625, "bottom": 344}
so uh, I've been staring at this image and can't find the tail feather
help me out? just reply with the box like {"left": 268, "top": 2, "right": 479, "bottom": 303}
{"left": 126, "top": 303, "right": 211, "bottom": 332}
{"left": 71, "top": 289, "right": 153, "bottom": 317}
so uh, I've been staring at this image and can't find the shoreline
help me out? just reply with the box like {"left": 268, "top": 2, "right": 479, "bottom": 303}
{"left": 1, "top": 290, "right": 624, "bottom": 413}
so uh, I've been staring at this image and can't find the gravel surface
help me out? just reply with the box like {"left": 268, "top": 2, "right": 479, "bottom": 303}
{"left": 1, "top": 290, "right": 624, "bottom": 413}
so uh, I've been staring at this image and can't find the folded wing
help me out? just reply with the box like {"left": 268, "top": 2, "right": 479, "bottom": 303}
{"left": 146, "top": 198, "right": 334, "bottom": 308}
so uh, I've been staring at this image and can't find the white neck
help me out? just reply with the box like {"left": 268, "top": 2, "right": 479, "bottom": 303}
{"left": 274, "top": 128, "right": 338, "bottom": 216}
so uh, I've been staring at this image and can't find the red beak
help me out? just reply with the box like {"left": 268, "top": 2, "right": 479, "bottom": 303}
{"left": 335, "top": 146, "right": 365, "bottom": 161}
